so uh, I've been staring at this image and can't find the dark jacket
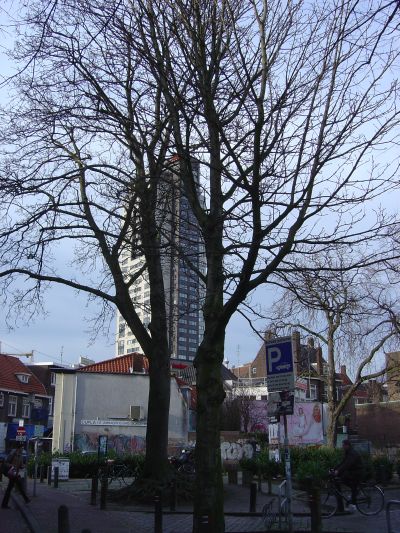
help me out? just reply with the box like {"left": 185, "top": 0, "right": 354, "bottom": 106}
{"left": 336, "top": 447, "right": 363, "bottom": 479}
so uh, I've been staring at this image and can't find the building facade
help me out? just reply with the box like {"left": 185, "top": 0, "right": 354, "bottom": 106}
{"left": 116, "top": 157, "right": 205, "bottom": 362}
{"left": 52, "top": 353, "right": 191, "bottom": 454}
{"left": 0, "top": 354, "right": 51, "bottom": 453}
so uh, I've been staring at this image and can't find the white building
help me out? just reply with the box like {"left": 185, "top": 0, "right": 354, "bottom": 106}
{"left": 52, "top": 353, "right": 191, "bottom": 454}
{"left": 115, "top": 157, "right": 205, "bottom": 362}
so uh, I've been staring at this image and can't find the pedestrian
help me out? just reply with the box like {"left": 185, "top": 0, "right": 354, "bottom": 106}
{"left": 1, "top": 443, "right": 30, "bottom": 509}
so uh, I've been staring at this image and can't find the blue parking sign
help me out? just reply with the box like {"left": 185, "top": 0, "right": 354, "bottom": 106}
{"left": 266, "top": 337, "right": 295, "bottom": 392}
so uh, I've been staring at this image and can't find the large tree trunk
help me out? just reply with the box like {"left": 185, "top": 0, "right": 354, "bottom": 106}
{"left": 144, "top": 348, "right": 171, "bottom": 480}
{"left": 326, "top": 323, "right": 338, "bottom": 448}
{"left": 193, "top": 332, "right": 226, "bottom": 533}
{"left": 326, "top": 407, "right": 338, "bottom": 448}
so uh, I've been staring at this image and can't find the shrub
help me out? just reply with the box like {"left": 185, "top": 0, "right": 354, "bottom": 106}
{"left": 373, "top": 455, "right": 393, "bottom": 484}
{"left": 27, "top": 451, "right": 145, "bottom": 479}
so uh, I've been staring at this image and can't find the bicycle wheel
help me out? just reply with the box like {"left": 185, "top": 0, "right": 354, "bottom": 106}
{"left": 356, "top": 484, "right": 384, "bottom": 516}
{"left": 120, "top": 467, "right": 136, "bottom": 486}
{"left": 320, "top": 488, "right": 338, "bottom": 518}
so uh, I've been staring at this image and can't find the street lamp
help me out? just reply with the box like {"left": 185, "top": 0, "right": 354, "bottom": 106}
{"left": 25, "top": 393, "right": 36, "bottom": 495}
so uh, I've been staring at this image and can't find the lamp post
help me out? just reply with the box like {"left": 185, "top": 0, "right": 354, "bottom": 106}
{"left": 26, "top": 392, "right": 36, "bottom": 495}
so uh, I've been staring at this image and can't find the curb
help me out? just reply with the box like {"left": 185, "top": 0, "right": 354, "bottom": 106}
{"left": 11, "top": 495, "right": 42, "bottom": 533}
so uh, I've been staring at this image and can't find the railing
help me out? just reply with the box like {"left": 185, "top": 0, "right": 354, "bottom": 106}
{"left": 234, "top": 377, "right": 268, "bottom": 387}
{"left": 278, "top": 479, "right": 288, "bottom": 529}
{"left": 386, "top": 500, "right": 400, "bottom": 533}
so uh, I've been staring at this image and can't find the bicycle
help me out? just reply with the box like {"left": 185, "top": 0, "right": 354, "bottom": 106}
{"left": 98, "top": 460, "right": 137, "bottom": 489}
{"left": 320, "top": 474, "right": 384, "bottom": 517}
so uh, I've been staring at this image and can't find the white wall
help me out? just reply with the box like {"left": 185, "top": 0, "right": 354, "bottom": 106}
{"left": 53, "top": 372, "right": 189, "bottom": 453}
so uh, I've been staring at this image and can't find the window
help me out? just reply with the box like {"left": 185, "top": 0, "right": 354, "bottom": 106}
{"left": 15, "top": 373, "right": 30, "bottom": 383}
{"left": 0, "top": 392, "right": 4, "bottom": 407}
{"left": 51, "top": 372, "right": 57, "bottom": 386}
{"left": 48, "top": 397, "right": 53, "bottom": 416}
{"left": 8, "top": 395, "right": 17, "bottom": 417}
{"left": 252, "top": 367, "right": 257, "bottom": 374}
{"left": 22, "top": 398, "right": 30, "bottom": 418}
{"left": 306, "top": 383, "right": 318, "bottom": 400}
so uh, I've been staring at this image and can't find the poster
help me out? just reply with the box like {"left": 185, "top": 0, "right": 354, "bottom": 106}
{"left": 283, "top": 402, "right": 324, "bottom": 445}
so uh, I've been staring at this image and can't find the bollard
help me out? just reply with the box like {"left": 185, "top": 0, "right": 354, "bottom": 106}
{"left": 58, "top": 505, "right": 70, "bottom": 533}
{"left": 90, "top": 474, "right": 98, "bottom": 506}
{"left": 249, "top": 481, "right": 257, "bottom": 513}
{"left": 169, "top": 479, "right": 177, "bottom": 512}
{"left": 154, "top": 490, "right": 162, "bottom": 533}
{"left": 40, "top": 465, "right": 45, "bottom": 483}
{"left": 309, "top": 486, "right": 322, "bottom": 533}
{"left": 199, "top": 515, "right": 209, "bottom": 533}
{"left": 100, "top": 474, "right": 108, "bottom": 510}
{"left": 47, "top": 465, "right": 52, "bottom": 485}
{"left": 54, "top": 466, "right": 59, "bottom": 488}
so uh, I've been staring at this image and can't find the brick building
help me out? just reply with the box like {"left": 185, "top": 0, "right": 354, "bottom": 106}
{"left": 0, "top": 354, "right": 51, "bottom": 452}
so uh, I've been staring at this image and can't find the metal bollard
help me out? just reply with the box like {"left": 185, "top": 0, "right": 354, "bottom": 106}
{"left": 169, "top": 479, "right": 177, "bottom": 512}
{"left": 309, "top": 486, "right": 322, "bottom": 533}
{"left": 58, "top": 505, "right": 70, "bottom": 533}
{"left": 154, "top": 490, "right": 162, "bottom": 533}
{"left": 199, "top": 515, "right": 209, "bottom": 533}
{"left": 54, "top": 466, "right": 59, "bottom": 488}
{"left": 47, "top": 465, "right": 52, "bottom": 485}
{"left": 249, "top": 481, "right": 257, "bottom": 513}
{"left": 40, "top": 465, "right": 45, "bottom": 483}
{"left": 90, "top": 474, "right": 98, "bottom": 506}
{"left": 100, "top": 474, "right": 108, "bottom": 510}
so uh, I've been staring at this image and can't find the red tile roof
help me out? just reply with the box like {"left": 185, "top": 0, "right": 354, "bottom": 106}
{"left": 78, "top": 353, "right": 149, "bottom": 374}
{"left": 0, "top": 354, "right": 47, "bottom": 395}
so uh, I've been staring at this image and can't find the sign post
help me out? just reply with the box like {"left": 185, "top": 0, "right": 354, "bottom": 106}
{"left": 266, "top": 337, "right": 295, "bottom": 533}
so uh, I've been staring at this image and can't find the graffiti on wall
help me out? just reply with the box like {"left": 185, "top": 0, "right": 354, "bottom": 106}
{"left": 74, "top": 432, "right": 146, "bottom": 454}
{"left": 220, "top": 440, "right": 255, "bottom": 460}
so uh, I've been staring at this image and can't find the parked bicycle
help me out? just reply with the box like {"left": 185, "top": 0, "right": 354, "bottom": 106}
{"left": 320, "top": 472, "right": 384, "bottom": 517}
{"left": 98, "top": 460, "right": 137, "bottom": 488}
{"left": 169, "top": 448, "right": 195, "bottom": 475}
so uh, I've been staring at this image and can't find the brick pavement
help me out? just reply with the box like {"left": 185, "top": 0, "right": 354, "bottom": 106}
{"left": 2, "top": 474, "right": 400, "bottom": 532}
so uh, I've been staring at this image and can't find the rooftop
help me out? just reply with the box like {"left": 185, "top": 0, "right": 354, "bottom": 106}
{"left": 0, "top": 354, "right": 47, "bottom": 396}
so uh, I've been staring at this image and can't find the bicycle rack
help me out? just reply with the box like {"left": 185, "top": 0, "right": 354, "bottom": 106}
{"left": 278, "top": 479, "right": 289, "bottom": 529}
{"left": 386, "top": 500, "right": 400, "bottom": 533}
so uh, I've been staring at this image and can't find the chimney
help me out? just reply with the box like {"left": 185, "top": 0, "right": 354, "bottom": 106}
{"left": 340, "top": 365, "right": 346, "bottom": 376}
{"left": 307, "top": 337, "right": 314, "bottom": 348}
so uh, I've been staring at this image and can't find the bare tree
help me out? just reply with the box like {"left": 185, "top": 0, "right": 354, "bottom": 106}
{"left": 1, "top": 1, "right": 400, "bottom": 531}
{"left": 265, "top": 252, "right": 400, "bottom": 446}
{"left": 135, "top": 1, "right": 400, "bottom": 529}
{"left": 0, "top": 0, "right": 180, "bottom": 483}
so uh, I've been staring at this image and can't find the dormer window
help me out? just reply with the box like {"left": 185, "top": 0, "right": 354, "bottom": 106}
{"left": 15, "top": 373, "right": 30, "bottom": 384}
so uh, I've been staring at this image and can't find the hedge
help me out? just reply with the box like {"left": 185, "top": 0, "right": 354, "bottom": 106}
{"left": 27, "top": 451, "right": 145, "bottom": 478}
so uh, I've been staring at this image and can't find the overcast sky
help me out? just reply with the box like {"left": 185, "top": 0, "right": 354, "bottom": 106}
{"left": 0, "top": 282, "right": 264, "bottom": 367}
{"left": 0, "top": 4, "right": 267, "bottom": 369}
{"left": 0, "top": 3, "right": 397, "bottom": 372}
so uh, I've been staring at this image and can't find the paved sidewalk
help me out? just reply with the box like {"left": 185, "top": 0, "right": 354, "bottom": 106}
{"left": 2, "top": 475, "right": 400, "bottom": 532}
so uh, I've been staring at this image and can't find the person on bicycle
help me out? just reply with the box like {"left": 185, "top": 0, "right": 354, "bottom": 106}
{"left": 333, "top": 439, "right": 363, "bottom": 511}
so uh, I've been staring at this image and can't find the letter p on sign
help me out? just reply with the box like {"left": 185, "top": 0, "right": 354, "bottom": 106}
{"left": 267, "top": 347, "right": 281, "bottom": 373}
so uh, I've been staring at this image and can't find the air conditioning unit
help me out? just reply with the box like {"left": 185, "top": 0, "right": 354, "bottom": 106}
{"left": 130, "top": 405, "right": 144, "bottom": 420}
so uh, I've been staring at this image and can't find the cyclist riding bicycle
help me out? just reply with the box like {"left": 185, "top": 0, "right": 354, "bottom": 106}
{"left": 333, "top": 439, "right": 364, "bottom": 511}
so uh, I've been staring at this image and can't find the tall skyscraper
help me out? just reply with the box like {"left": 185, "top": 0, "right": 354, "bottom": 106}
{"left": 116, "top": 157, "right": 205, "bottom": 362}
